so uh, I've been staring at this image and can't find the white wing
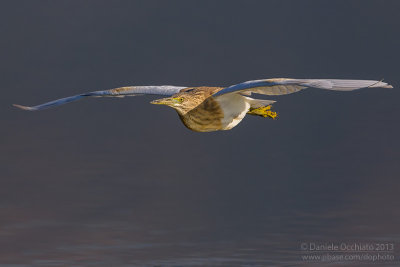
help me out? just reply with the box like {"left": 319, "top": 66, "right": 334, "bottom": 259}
{"left": 13, "top": 85, "right": 187, "bottom": 111}
{"left": 213, "top": 78, "right": 393, "bottom": 97}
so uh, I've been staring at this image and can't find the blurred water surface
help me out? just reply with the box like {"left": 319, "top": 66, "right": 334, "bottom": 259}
{"left": 0, "top": 1, "right": 399, "bottom": 266}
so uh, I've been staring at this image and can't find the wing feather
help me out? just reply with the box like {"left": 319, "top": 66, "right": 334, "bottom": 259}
{"left": 214, "top": 78, "right": 393, "bottom": 97}
{"left": 13, "top": 85, "right": 186, "bottom": 111}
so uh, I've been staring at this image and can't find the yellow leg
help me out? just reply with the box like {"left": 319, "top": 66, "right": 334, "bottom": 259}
{"left": 247, "top": 106, "right": 278, "bottom": 119}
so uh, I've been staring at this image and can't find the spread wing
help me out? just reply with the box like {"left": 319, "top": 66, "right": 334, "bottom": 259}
{"left": 13, "top": 85, "right": 187, "bottom": 111}
{"left": 213, "top": 78, "right": 393, "bottom": 97}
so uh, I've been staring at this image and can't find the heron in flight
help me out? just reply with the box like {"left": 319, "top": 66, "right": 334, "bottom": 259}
{"left": 14, "top": 78, "right": 392, "bottom": 132}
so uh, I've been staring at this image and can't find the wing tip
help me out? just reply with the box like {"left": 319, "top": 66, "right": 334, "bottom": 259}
{"left": 377, "top": 83, "right": 393, "bottom": 89}
{"left": 13, "top": 104, "right": 35, "bottom": 111}
{"left": 370, "top": 80, "right": 393, "bottom": 89}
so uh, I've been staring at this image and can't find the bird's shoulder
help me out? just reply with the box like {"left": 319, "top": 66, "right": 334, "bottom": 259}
{"left": 179, "top": 86, "right": 224, "bottom": 97}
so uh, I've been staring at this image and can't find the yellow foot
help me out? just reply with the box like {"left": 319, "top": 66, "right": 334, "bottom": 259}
{"left": 247, "top": 106, "right": 278, "bottom": 119}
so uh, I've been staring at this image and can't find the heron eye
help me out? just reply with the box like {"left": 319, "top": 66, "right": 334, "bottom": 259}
{"left": 179, "top": 98, "right": 184, "bottom": 102}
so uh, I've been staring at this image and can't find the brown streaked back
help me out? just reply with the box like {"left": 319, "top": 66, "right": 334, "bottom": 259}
{"left": 178, "top": 96, "right": 224, "bottom": 132}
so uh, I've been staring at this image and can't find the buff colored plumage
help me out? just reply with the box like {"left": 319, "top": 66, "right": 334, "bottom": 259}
{"left": 13, "top": 78, "right": 393, "bottom": 132}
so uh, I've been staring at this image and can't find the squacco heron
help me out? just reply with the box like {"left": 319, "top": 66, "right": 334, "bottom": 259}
{"left": 14, "top": 78, "right": 392, "bottom": 132}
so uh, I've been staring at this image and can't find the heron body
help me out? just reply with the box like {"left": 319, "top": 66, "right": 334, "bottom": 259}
{"left": 178, "top": 90, "right": 225, "bottom": 132}
{"left": 13, "top": 78, "right": 393, "bottom": 132}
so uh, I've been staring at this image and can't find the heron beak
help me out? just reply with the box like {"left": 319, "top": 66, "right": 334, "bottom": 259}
{"left": 150, "top": 97, "right": 175, "bottom": 106}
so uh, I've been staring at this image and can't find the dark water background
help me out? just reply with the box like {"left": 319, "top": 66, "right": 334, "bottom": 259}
{"left": 1, "top": 1, "right": 400, "bottom": 266}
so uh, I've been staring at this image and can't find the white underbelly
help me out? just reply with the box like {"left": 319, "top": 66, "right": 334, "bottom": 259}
{"left": 215, "top": 94, "right": 250, "bottom": 130}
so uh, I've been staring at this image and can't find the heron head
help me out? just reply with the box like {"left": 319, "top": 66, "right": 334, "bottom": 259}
{"left": 150, "top": 96, "right": 183, "bottom": 106}
{"left": 151, "top": 88, "right": 214, "bottom": 114}
{"left": 150, "top": 95, "right": 191, "bottom": 114}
